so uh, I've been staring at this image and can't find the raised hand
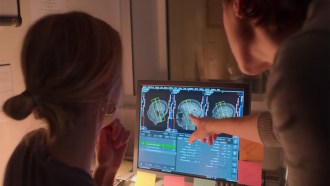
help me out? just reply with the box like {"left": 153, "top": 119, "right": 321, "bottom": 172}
{"left": 94, "top": 119, "right": 130, "bottom": 185}
{"left": 188, "top": 115, "right": 217, "bottom": 145}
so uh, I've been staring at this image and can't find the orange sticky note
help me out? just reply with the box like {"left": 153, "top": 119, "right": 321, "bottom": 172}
{"left": 238, "top": 160, "right": 262, "bottom": 186}
{"left": 185, "top": 182, "right": 193, "bottom": 186}
{"left": 135, "top": 171, "right": 156, "bottom": 186}
{"left": 164, "top": 176, "right": 185, "bottom": 186}
{"left": 239, "top": 138, "right": 264, "bottom": 161}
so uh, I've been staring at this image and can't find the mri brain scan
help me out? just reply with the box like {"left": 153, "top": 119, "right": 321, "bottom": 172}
{"left": 212, "top": 102, "right": 235, "bottom": 119}
{"left": 176, "top": 99, "right": 203, "bottom": 130}
{"left": 147, "top": 98, "right": 168, "bottom": 125}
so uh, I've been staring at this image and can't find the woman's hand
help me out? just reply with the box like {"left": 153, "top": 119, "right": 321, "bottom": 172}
{"left": 189, "top": 114, "right": 263, "bottom": 144}
{"left": 188, "top": 115, "right": 218, "bottom": 145}
{"left": 93, "top": 119, "right": 130, "bottom": 185}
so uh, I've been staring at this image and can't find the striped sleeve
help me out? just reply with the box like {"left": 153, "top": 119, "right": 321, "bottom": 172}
{"left": 257, "top": 111, "right": 281, "bottom": 147}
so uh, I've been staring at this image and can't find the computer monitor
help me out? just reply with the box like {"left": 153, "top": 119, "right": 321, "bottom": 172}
{"left": 133, "top": 80, "right": 251, "bottom": 183}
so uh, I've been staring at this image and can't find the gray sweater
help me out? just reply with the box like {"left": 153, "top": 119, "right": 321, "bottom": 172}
{"left": 258, "top": 0, "right": 330, "bottom": 185}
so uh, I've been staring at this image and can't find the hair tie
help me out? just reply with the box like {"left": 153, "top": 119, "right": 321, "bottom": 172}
{"left": 22, "top": 90, "right": 31, "bottom": 97}
{"left": 22, "top": 90, "right": 39, "bottom": 106}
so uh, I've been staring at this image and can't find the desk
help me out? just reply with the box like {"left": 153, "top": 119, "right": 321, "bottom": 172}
{"left": 114, "top": 161, "right": 174, "bottom": 186}
{"left": 115, "top": 161, "right": 234, "bottom": 186}
{"left": 114, "top": 160, "right": 285, "bottom": 186}
{"left": 116, "top": 160, "right": 133, "bottom": 178}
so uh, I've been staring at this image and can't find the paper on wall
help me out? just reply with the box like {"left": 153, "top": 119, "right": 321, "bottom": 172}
{"left": 30, "top": 0, "right": 67, "bottom": 21}
{"left": 0, "top": 64, "right": 13, "bottom": 122}
{"left": 0, "top": 0, "right": 17, "bottom": 16}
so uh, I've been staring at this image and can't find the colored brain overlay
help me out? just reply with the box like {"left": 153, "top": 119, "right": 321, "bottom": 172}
{"left": 212, "top": 101, "right": 236, "bottom": 119}
{"left": 176, "top": 99, "right": 203, "bottom": 130}
{"left": 147, "top": 98, "right": 168, "bottom": 125}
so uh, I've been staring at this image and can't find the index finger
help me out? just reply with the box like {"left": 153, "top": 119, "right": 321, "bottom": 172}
{"left": 188, "top": 132, "right": 197, "bottom": 144}
{"left": 189, "top": 115, "right": 199, "bottom": 127}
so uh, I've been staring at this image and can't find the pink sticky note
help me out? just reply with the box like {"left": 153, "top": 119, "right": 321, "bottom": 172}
{"left": 238, "top": 160, "right": 262, "bottom": 186}
{"left": 164, "top": 176, "right": 185, "bottom": 186}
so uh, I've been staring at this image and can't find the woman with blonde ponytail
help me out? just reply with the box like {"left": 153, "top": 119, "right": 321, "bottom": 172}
{"left": 3, "top": 12, "right": 129, "bottom": 186}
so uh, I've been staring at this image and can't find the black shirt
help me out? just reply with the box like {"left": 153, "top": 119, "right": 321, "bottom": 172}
{"left": 4, "top": 128, "right": 96, "bottom": 186}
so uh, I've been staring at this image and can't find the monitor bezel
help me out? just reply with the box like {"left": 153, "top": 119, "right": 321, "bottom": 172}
{"left": 133, "top": 80, "right": 251, "bottom": 183}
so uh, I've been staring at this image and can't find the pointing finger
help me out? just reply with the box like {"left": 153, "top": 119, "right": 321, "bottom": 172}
{"left": 188, "top": 132, "right": 197, "bottom": 144}
{"left": 189, "top": 115, "right": 199, "bottom": 127}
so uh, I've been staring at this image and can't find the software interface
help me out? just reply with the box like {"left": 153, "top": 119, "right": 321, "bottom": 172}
{"left": 137, "top": 85, "right": 246, "bottom": 182}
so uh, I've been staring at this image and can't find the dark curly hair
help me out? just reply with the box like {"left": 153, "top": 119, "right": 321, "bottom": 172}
{"left": 223, "top": 0, "right": 311, "bottom": 34}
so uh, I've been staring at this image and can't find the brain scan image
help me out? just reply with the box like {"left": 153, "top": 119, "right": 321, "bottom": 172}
{"left": 147, "top": 98, "right": 168, "bottom": 125}
{"left": 176, "top": 99, "right": 203, "bottom": 130}
{"left": 212, "top": 102, "right": 236, "bottom": 119}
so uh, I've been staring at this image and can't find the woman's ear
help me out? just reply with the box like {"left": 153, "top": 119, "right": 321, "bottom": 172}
{"left": 232, "top": 0, "right": 245, "bottom": 19}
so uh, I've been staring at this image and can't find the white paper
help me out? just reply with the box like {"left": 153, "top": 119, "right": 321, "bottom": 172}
{"left": 0, "top": 0, "right": 18, "bottom": 16}
{"left": 30, "top": 0, "right": 67, "bottom": 21}
{"left": 0, "top": 64, "right": 13, "bottom": 121}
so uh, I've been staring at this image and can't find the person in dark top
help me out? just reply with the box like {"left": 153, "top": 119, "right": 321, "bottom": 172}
{"left": 188, "top": 0, "right": 329, "bottom": 185}
{"left": 3, "top": 11, "right": 129, "bottom": 186}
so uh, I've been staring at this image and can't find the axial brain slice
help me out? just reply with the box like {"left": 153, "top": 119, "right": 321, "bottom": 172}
{"left": 212, "top": 102, "right": 235, "bottom": 119}
{"left": 147, "top": 98, "right": 168, "bottom": 125}
{"left": 176, "top": 99, "right": 203, "bottom": 130}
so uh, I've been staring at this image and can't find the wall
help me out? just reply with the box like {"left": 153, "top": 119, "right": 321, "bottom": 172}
{"left": 121, "top": 0, "right": 168, "bottom": 159}
{"left": 168, "top": 0, "right": 233, "bottom": 81}
{"left": 0, "top": 0, "right": 125, "bottom": 184}
{"left": 168, "top": 0, "right": 206, "bottom": 80}
{"left": 131, "top": 0, "right": 168, "bottom": 93}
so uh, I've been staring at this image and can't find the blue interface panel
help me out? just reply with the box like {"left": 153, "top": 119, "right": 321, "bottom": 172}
{"left": 137, "top": 85, "right": 245, "bottom": 182}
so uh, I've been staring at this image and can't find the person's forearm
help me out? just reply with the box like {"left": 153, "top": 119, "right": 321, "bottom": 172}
{"left": 206, "top": 113, "right": 262, "bottom": 144}
{"left": 93, "top": 165, "right": 116, "bottom": 186}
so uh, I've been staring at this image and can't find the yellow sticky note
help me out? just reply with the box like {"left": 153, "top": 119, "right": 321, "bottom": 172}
{"left": 135, "top": 171, "right": 156, "bottom": 186}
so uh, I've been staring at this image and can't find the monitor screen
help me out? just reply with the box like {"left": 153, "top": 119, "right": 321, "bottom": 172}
{"left": 133, "top": 80, "right": 251, "bottom": 183}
